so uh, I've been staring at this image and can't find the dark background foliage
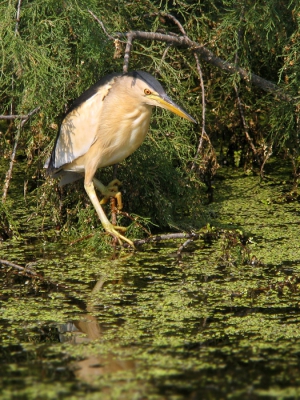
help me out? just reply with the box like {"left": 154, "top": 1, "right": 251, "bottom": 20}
{"left": 1, "top": 0, "right": 299, "bottom": 244}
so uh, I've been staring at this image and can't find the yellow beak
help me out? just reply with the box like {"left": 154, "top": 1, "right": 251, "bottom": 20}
{"left": 149, "top": 94, "right": 197, "bottom": 123}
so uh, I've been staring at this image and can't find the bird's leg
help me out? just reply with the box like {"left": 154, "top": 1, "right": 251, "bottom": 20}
{"left": 85, "top": 181, "right": 135, "bottom": 248}
{"left": 93, "top": 178, "right": 123, "bottom": 210}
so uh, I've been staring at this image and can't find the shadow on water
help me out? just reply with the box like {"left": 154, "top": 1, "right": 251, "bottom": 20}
{"left": 1, "top": 163, "right": 300, "bottom": 399}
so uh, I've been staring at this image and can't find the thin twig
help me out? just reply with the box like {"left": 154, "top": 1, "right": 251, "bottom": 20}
{"left": 161, "top": 13, "right": 187, "bottom": 36}
{"left": 21, "top": 106, "right": 40, "bottom": 126}
{"left": 121, "top": 10, "right": 187, "bottom": 73}
{"left": 233, "top": 18, "right": 257, "bottom": 157}
{"left": 234, "top": 85, "right": 257, "bottom": 155}
{"left": 68, "top": 231, "right": 202, "bottom": 248}
{"left": 118, "top": 210, "right": 152, "bottom": 236}
{"left": 69, "top": 234, "right": 94, "bottom": 245}
{"left": 11, "top": 0, "right": 23, "bottom": 115}
{"left": 2, "top": 107, "right": 40, "bottom": 202}
{"left": 260, "top": 145, "right": 273, "bottom": 178}
{"left": 87, "top": 9, "right": 115, "bottom": 40}
{"left": 133, "top": 12, "right": 187, "bottom": 74}
{"left": 144, "top": 12, "right": 187, "bottom": 36}
{"left": 191, "top": 53, "right": 206, "bottom": 170}
{"left": 15, "top": 0, "right": 22, "bottom": 34}
{"left": 2, "top": 122, "right": 21, "bottom": 202}
{"left": 155, "top": 44, "right": 171, "bottom": 74}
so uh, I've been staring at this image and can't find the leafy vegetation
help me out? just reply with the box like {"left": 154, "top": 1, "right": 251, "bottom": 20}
{"left": 1, "top": 3, "right": 300, "bottom": 397}
{"left": 1, "top": 0, "right": 300, "bottom": 243}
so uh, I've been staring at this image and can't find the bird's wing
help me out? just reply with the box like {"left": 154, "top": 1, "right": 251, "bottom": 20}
{"left": 47, "top": 74, "right": 119, "bottom": 171}
{"left": 53, "top": 91, "right": 102, "bottom": 168}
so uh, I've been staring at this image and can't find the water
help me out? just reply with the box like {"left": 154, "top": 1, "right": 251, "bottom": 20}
{"left": 1, "top": 160, "right": 300, "bottom": 399}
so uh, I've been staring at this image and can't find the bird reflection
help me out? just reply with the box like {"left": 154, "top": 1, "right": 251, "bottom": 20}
{"left": 57, "top": 276, "right": 136, "bottom": 384}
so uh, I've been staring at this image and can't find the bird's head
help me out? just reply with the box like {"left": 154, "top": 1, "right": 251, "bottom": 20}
{"left": 125, "top": 71, "right": 197, "bottom": 124}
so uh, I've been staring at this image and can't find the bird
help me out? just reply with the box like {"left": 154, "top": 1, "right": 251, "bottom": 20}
{"left": 45, "top": 70, "right": 196, "bottom": 248}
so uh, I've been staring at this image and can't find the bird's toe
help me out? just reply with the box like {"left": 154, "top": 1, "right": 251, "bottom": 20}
{"left": 103, "top": 222, "right": 135, "bottom": 248}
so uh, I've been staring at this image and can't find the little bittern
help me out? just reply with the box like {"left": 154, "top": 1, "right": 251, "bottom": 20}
{"left": 45, "top": 71, "right": 196, "bottom": 247}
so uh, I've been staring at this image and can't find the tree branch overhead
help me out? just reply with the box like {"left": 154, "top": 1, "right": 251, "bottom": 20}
{"left": 89, "top": 11, "right": 292, "bottom": 102}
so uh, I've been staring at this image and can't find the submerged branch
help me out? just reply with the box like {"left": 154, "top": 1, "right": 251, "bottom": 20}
{"left": 0, "top": 258, "right": 69, "bottom": 289}
{"left": 0, "top": 258, "right": 36, "bottom": 273}
{"left": 133, "top": 232, "right": 201, "bottom": 246}
{"left": 68, "top": 231, "right": 203, "bottom": 248}
{"left": 177, "top": 238, "right": 195, "bottom": 260}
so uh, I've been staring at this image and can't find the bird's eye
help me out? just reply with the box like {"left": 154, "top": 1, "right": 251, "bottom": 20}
{"left": 144, "top": 88, "right": 152, "bottom": 95}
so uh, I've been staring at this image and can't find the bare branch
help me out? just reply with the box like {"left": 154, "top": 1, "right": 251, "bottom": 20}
{"left": 20, "top": 106, "right": 40, "bottom": 127}
{"left": 123, "top": 32, "right": 134, "bottom": 73}
{"left": 115, "top": 30, "right": 292, "bottom": 102}
{"left": 0, "top": 114, "right": 29, "bottom": 120}
{"left": 0, "top": 107, "right": 40, "bottom": 122}
{"left": 232, "top": 20, "right": 257, "bottom": 158}
{"left": 15, "top": 0, "right": 22, "bottom": 34}
{"left": 89, "top": 13, "right": 290, "bottom": 101}
{"left": 161, "top": 44, "right": 171, "bottom": 61}
{"left": 87, "top": 9, "right": 115, "bottom": 40}
{"left": 87, "top": 11, "right": 131, "bottom": 73}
